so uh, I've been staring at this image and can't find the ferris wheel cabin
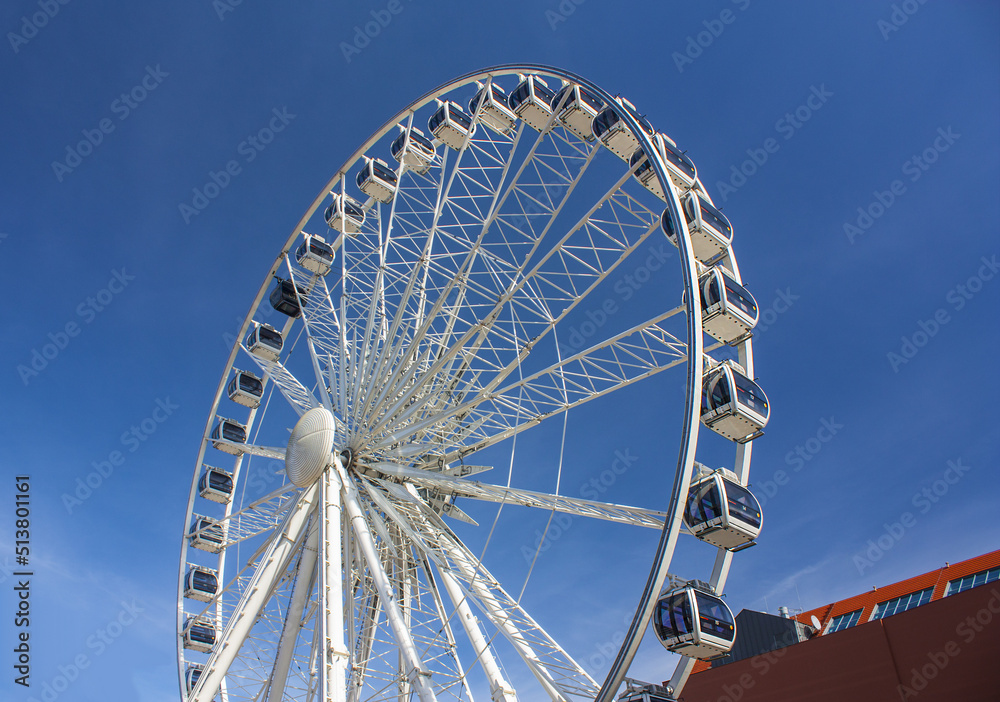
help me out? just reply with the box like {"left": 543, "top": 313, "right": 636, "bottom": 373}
{"left": 390, "top": 126, "right": 437, "bottom": 174}
{"left": 295, "top": 234, "right": 334, "bottom": 276}
{"left": 592, "top": 97, "right": 656, "bottom": 160}
{"left": 198, "top": 466, "right": 234, "bottom": 504}
{"left": 183, "top": 616, "right": 217, "bottom": 653}
{"left": 429, "top": 100, "right": 476, "bottom": 150}
{"left": 188, "top": 515, "right": 226, "bottom": 553}
{"left": 508, "top": 75, "right": 556, "bottom": 132}
{"left": 269, "top": 277, "right": 305, "bottom": 318}
{"left": 684, "top": 191, "right": 734, "bottom": 262}
{"left": 183, "top": 565, "right": 220, "bottom": 602}
{"left": 227, "top": 368, "right": 263, "bottom": 408}
{"left": 356, "top": 157, "right": 398, "bottom": 204}
{"left": 324, "top": 194, "right": 366, "bottom": 234}
{"left": 701, "top": 363, "right": 769, "bottom": 443}
{"left": 550, "top": 82, "right": 604, "bottom": 141}
{"left": 685, "top": 473, "right": 762, "bottom": 550}
{"left": 245, "top": 322, "right": 283, "bottom": 362}
{"left": 184, "top": 664, "right": 204, "bottom": 693}
{"left": 629, "top": 134, "right": 698, "bottom": 200}
{"left": 699, "top": 267, "right": 759, "bottom": 345}
{"left": 211, "top": 417, "right": 247, "bottom": 454}
{"left": 469, "top": 81, "right": 517, "bottom": 135}
{"left": 653, "top": 584, "right": 737, "bottom": 659}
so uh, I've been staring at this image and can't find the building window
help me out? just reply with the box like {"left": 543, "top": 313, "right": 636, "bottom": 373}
{"left": 870, "top": 588, "right": 933, "bottom": 620}
{"left": 826, "top": 608, "right": 863, "bottom": 634}
{"left": 945, "top": 567, "right": 1000, "bottom": 597}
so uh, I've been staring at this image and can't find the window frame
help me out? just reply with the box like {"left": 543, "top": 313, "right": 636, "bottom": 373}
{"left": 826, "top": 608, "right": 863, "bottom": 634}
{"left": 945, "top": 566, "right": 1000, "bottom": 596}
{"left": 870, "top": 587, "right": 933, "bottom": 621}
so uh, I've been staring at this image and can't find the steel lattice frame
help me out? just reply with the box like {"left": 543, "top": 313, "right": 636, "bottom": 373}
{"left": 176, "top": 64, "right": 759, "bottom": 702}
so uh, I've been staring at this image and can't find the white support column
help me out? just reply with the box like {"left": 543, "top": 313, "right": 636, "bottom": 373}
{"left": 396, "top": 531, "right": 413, "bottom": 702}
{"left": 444, "top": 543, "right": 567, "bottom": 702}
{"left": 319, "top": 467, "right": 350, "bottom": 702}
{"left": 332, "top": 456, "right": 439, "bottom": 702}
{"left": 265, "top": 518, "right": 320, "bottom": 702}
{"left": 438, "top": 568, "right": 517, "bottom": 702}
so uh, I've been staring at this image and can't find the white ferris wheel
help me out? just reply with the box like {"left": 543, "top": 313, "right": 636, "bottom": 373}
{"left": 177, "top": 64, "right": 770, "bottom": 702}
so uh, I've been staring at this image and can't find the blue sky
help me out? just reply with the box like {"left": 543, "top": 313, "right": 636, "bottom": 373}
{"left": 1, "top": 1, "right": 998, "bottom": 700}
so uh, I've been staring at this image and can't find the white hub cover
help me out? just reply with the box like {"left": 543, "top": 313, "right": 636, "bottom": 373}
{"left": 285, "top": 407, "right": 336, "bottom": 487}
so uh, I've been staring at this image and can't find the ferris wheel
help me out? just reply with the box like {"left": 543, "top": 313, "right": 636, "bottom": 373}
{"left": 176, "top": 64, "right": 769, "bottom": 702}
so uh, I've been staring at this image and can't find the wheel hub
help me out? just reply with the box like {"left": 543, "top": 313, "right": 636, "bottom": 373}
{"left": 285, "top": 407, "right": 336, "bottom": 487}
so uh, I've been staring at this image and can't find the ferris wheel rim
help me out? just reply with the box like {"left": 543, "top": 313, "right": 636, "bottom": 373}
{"left": 176, "top": 63, "right": 758, "bottom": 702}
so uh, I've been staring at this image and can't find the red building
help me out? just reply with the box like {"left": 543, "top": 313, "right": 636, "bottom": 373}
{"left": 679, "top": 549, "right": 1000, "bottom": 701}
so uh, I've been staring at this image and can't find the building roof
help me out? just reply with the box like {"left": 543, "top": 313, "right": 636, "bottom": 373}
{"left": 793, "top": 548, "right": 1000, "bottom": 634}
{"left": 686, "top": 548, "right": 1000, "bottom": 678}
{"left": 681, "top": 581, "right": 1000, "bottom": 702}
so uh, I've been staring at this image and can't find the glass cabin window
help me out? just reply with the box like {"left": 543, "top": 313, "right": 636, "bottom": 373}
{"left": 725, "top": 481, "right": 761, "bottom": 529}
{"left": 945, "top": 567, "right": 1000, "bottom": 596}
{"left": 450, "top": 107, "right": 472, "bottom": 130}
{"left": 702, "top": 274, "right": 722, "bottom": 308}
{"left": 695, "top": 594, "right": 735, "bottom": 639}
{"left": 551, "top": 84, "right": 572, "bottom": 109}
{"left": 509, "top": 83, "right": 530, "bottom": 109}
{"left": 190, "top": 624, "right": 215, "bottom": 643}
{"left": 658, "top": 595, "right": 693, "bottom": 637}
{"left": 632, "top": 151, "right": 652, "bottom": 178}
{"left": 413, "top": 133, "right": 433, "bottom": 152}
{"left": 662, "top": 142, "right": 696, "bottom": 179}
{"left": 271, "top": 289, "right": 300, "bottom": 317}
{"left": 473, "top": 84, "right": 506, "bottom": 112}
{"left": 533, "top": 81, "right": 555, "bottom": 103}
{"left": 704, "top": 374, "right": 731, "bottom": 412}
{"left": 222, "top": 423, "right": 245, "bottom": 442}
{"left": 634, "top": 113, "right": 654, "bottom": 135}
{"left": 258, "top": 327, "right": 281, "bottom": 346}
{"left": 686, "top": 481, "right": 722, "bottom": 525}
{"left": 469, "top": 91, "right": 484, "bottom": 113}
{"left": 827, "top": 608, "right": 863, "bottom": 633}
{"left": 870, "top": 588, "right": 933, "bottom": 620}
{"left": 191, "top": 570, "right": 217, "bottom": 591}
{"left": 240, "top": 374, "right": 262, "bottom": 394}
{"left": 309, "top": 240, "right": 333, "bottom": 258}
{"left": 372, "top": 162, "right": 397, "bottom": 182}
{"left": 732, "top": 373, "right": 768, "bottom": 415}
{"left": 661, "top": 210, "right": 677, "bottom": 240}
{"left": 580, "top": 88, "right": 602, "bottom": 111}
{"left": 393, "top": 129, "right": 433, "bottom": 155}
{"left": 723, "top": 277, "right": 758, "bottom": 318}
{"left": 683, "top": 196, "right": 697, "bottom": 225}
{"left": 593, "top": 109, "right": 619, "bottom": 138}
{"left": 343, "top": 198, "right": 363, "bottom": 219}
{"left": 192, "top": 519, "right": 223, "bottom": 542}
{"left": 700, "top": 201, "right": 732, "bottom": 239}
{"left": 429, "top": 110, "right": 445, "bottom": 133}
{"left": 391, "top": 133, "right": 406, "bottom": 158}
{"left": 204, "top": 471, "right": 232, "bottom": 493}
